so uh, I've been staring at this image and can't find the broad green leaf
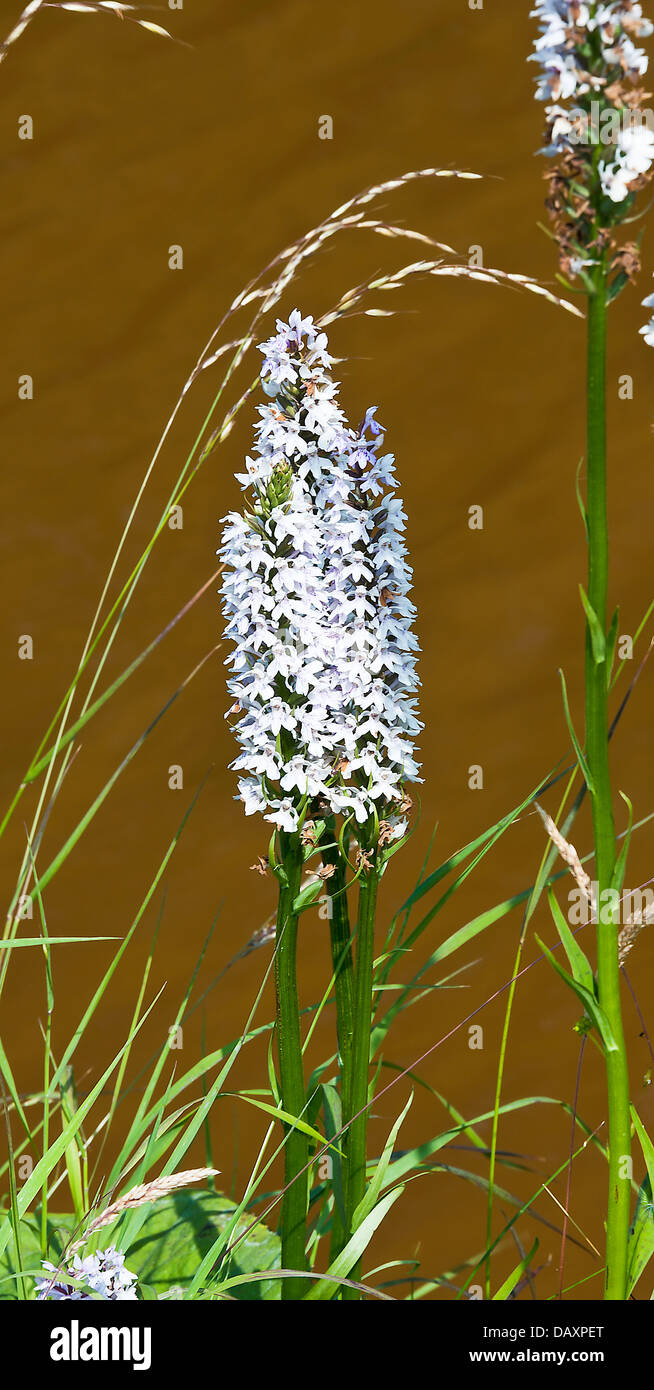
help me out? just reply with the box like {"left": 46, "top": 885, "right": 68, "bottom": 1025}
{"left": 128, "top": 1191, "right": 280, "bottom": 1300}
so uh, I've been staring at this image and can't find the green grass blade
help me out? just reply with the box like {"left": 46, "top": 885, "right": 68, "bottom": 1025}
{"left": 304, "top": 1188, "right": 405, "bottom": 1300}
{"left": 492, "top": 1238, "right": 538, "bottom": 1300}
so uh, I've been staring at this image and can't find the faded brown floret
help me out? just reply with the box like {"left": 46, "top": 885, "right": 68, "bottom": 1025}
{"left": 610, "top": 240, "right": 642, "bottom": 281}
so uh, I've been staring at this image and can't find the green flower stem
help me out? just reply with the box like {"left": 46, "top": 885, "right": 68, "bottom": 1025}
{"left": 586, "top": 267, "right": 631, "bottom": 1301}
{"left": 321, "top": 822, "right": 355, "bottom": 1261}
{"left": 274, "top": 830, "right": 308, "bottom": 1300}
{"left": 342, "top": 861, "right": 379, "bottom": 1301}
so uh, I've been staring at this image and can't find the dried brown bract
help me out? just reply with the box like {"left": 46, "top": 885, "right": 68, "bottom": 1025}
{"left": 300, "top": 820, "right": 319, "bottom": 848}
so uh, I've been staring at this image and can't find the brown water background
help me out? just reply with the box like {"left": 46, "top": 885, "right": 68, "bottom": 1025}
{"left": 2, "top": 0, "right": 654, "bottom": 1299}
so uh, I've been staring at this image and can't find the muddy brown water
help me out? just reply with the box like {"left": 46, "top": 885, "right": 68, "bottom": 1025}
{"left": 1, "top": 0, "right": 653, "bottom": 1300}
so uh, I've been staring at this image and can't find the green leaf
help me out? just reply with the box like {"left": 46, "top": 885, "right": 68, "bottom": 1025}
{"left": 132, "top": 1191, "right": 280, "bottom": 1299}
{"left": 558, "top": 669, "right": 595, "bottom": 794}
{"left": 579, "top": 585, "right": 606, "bottom": 664}
{"left": 547, "top": 890, "right": 595, "bottom": 997}
{"left": 399, "top": 772, "right": 559, "bottom": 918}
{"left": 606, "top": 269, "right": 630, "bottom": 304}
{"left": 304, "top": 1187, "right": 404, "bottom": 1300}
{"left": 627, "top": 1176, "right": 654, "bottom": 1296}
{"left": 632, "top": 1107, "right": 654, "bottom": 1192}
{"left": 0, "top": 937, "right": 117, "bottom": 948}
{"left": 606, "top": 607, "right": 619, "bottom": 688}
{"left": 535, "top": 935, "right": 617, "bottom": 1052}
{"left": 574, "top": 459, "right": 588, "bottom": 539}
{"left": 291, "top": 880, "right": 322, "bottom": 915}
{"left": 380, "top": 1095, "right": 604, "bottom": 1190}
{"left": 353, "top": 1094, "right": 413, "bottom": 1230}
{"left": 321, "top": 1085, "right": 346, "bottom": 1228}
{"left": 370, "top": 875, "right": 569, "bottom": 1059}
{"left": 492, "top": 1238, "right": 538, "bottom": 1300}
{"left": 611, "top": 792, "right": 634, "bottom": 899}
{"left": 222, "top": 1093, "right": 340, "bottom": 1152}
{"left": 59, "top": 1068, "right": 85, "bottom": 1224}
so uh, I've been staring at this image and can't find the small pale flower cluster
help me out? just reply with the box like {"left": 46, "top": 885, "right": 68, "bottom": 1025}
{"left": 220, "top": 310, "right": 421, "bottom": 837}
{"left": 531, "top": 2, "right": 651, "bottom": 108}
{"left": 639, "top": 276, "right": 654, "bottom": 341}
{"left": 530, "top": 2, "right": 654, "bottom": 202}
{"left": 599, "top": 117, "right": 654, "bottom": 200}
{"left": 36, "top": 1246, "right": 138, "bottom": 1301}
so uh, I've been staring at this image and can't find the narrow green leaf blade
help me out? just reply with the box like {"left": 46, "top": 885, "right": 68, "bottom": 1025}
{"left": 492, "top": 1238, "right": 538, "bottom": 1300}
{"left": 579, "top": 585, "right": 606, "bottom": 665}
{"left": 353, "top": 1094, "right": 413, "bottom": 1229}
{"left": 547, "top": 890, "right": 595, "bottom": 996}
{"left": 304, "top": 1188, "right": 404, "bottom": 1300}
{"left": 535, "top": 935, "right": 617, "bottom": 1052}
{"left": 558, "top": 669, "right": 595, "bottom": 794}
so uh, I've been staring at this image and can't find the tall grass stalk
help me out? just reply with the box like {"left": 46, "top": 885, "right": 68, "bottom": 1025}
{"left": 526, "top": 0, "right": 654, "bottom": 1299}
{"left": 585, "top": 262, "right": 630, "bottom": 1300}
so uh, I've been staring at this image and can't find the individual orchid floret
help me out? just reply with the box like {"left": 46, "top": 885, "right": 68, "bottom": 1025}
{"left": 36, "top": 1246, "right": 139, "bottom": 1301}
{"left": 220, "top": 311, "right": 421, "bottom": 840}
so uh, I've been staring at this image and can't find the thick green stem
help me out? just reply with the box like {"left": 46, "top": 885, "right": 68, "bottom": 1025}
{"left": 585, "top": 271, "right": 631, "bottom": 1300}
{"left": 321, "top": 824, "right": 355, "bottom": 1261}
{"left": 342, "top": 864, "right": 379, "bottom": 1300}
{"left": 274, "top": 831, "right": 308, "bottom": 1300}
